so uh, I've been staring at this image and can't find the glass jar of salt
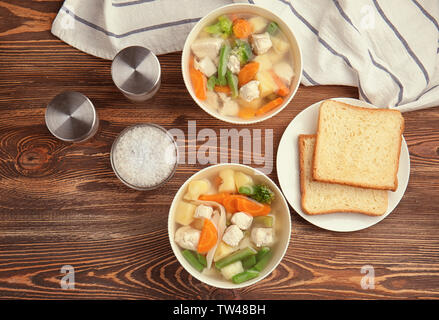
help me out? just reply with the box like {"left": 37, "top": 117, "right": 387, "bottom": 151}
{"left": 110, "top": 124, "right": 178, "bottom": 190}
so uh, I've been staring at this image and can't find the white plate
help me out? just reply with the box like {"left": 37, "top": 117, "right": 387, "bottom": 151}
{"left": 276, "top": 98, "right": 410, "bottom": 232}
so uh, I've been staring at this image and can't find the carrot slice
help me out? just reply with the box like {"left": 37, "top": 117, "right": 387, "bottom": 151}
{"left": 214, "top": 85, "right": 231, "bottom": 94}
{"left": 198, "top": 192, "right": 229, "bottom": 204}
{"left": 238, "top": 107, "right": 256, "bottom": 119}
{"left": 236, "top": 197, "right": 271, "bottom": 216}
{"left": 238, "top": 62, "right": 259, "bottom": 87}
{"left": 223, "top": 195, "right": 245, "bottom": 213}
{"left": 277, "top": 86, "right": 290, "bottom": 97}
{"left": 269, "top": 70, "right": 290, "bottom": 97}
{"left": 255, "top": 97, "right": 284, "bottom": 116}
{"left": 197, "top": 219, "right": 218, "bottom": 254}
{"left": 189, "top": 59, "right": 207, "bottom": 101}
{"left": 233, "top": 19, "right": 253, "bottom": 39}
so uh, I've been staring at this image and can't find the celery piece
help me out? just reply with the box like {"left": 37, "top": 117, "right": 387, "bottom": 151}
{"left": 215, "top": 247, "right": 257, "bottom": 270}
{"left": 253, "top": 248, "right": 272, "bottom": 272}
{"left": 238, "top": 185, "right": 255, "bottom": 196}
{"left": 256, "top": 246, "right": 271, "bottom": 261}
{"left": 266, "top": 21, "right": 279, "bottom": 35}
{"left": 182, "top": 250, "right": 204, "bottom": 272}
{"left": 197, "top": 252, "right": 207, "bottom": 268}
{"left": 217, "top": 44, "right": 230, "bottom": 86}
{"left": 207, "top": 75, "right": 217, "bottom": 91}
{"left": 253, "top": 216, "right": 274, "bottom": 227}
{"left": 242, "top": 255, "right": 257, "bottom": 269}
{"left": 226, "top": 69, "right": 238, "bottom": 98}
{"left": 232, "top": 269, "right": 259, "bottom": 284}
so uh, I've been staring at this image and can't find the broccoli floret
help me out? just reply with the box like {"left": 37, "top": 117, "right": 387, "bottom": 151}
{"left": 251, "top": 185, "right": 275, "bottom": 204}
{"left": 231, "top": 39, "right": 253, "bottom": 65}
{"left": 204, "top": 15, "right": 233, "bottom": 38}
{"left": 218, "top": 15, "right": 233, "bottom": 36}
{"left": 239, "top": 184, "right": 275, "bottom": 204}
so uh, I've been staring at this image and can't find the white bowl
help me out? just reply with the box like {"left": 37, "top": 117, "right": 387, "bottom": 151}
{"left": 182, "top": 3, "right": 303, "bottom": 125}
{"left": 168, "top": 163, "right": 292, "bottom": 289}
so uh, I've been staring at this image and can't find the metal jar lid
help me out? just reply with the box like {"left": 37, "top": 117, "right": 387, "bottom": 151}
{"left": 45, "top": 91, "right": 99, "bottom": 143}
{"left": 111, "top": 46, "right": 161, "bottom": 102}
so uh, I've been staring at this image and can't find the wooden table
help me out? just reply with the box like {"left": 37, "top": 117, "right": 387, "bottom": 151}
{"left": 0, "top": 1, "right": 438, "bottom": 300}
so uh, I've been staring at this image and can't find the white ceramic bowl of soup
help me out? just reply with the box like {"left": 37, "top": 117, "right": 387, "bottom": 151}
{"left": 168, "top": 163, "right": 292, "bottom": 289}
{"left": 182, "top": 3, "right": 303, "bottom": 124}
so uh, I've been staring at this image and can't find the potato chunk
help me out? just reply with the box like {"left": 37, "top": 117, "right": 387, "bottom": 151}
{"left": 271, "top": 36, "right": 290, "bottom": 55}
{"left": 256, "top": 70, "right": 278, "bottom": 98}
{"left": 221, "top": 261, "right": 244, "bottom": 280}
{"left": 248, "top": 16, "right": 268, "bottom": 33}
{"left": 184, "top": 179, "right": 211, "bottom": 201}
{"left": 234, "top": 171, "right": 254, "bottom": 190}
{"left": 253, "top": 54, "right": 272, "bottom": 71}
{"left": 175, "top": 201, "right": 197, "bottom": 226}
{"left": 238, "top": 97, "right": 263, "bottom": 110}
{"left": 214, "top": 241, "right": 238, "bottom": 262}
{"left": 218, "top": 169, "right": 236, "bottom": 193}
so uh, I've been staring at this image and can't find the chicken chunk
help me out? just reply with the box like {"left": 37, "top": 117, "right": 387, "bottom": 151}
{"left": 251, "top": 227, "right": 273, "bottom": 247}
{"left": 175, "top": 226, "right": 201, "bottom": 251}
{"left": 239, "top": 80, "right": 260, "bottom": 102}
{"left": 218, "top": 92, "right": 229, "bottom": 103}
{"left": 194, "top": 56, "right": 217, "bottom": 77}
{"left": 222, "top": 225, "right": 244, "bottom": 247}
{"left": 250, "top": 32, "right": 272, "bottom": 55}
{"left": 217, "top": 92, "right": 239, "bottom": 117}
{"left": 231, "top": 211, "right": 253, "bottom": 230}
{"left": 194, "top": 204, "right": 213, "bottom": 220}
{"left": 273, "top": 62, "right": 294, "bottom": 86}
{"left": 191, "top": 38, "right": 224, "bottom": 60}
{"left": 220, "top": 98, "right": 239, "bottom": 117}
{"left": 227, "top": 54, "right": 241, "bottom": 74}
{"left": 204, "top": 91, "right": 219, "bottom": 111}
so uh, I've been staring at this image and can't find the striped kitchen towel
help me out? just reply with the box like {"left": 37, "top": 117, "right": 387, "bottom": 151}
{"left": 51, "top": 0, "right": 439, "bottom": 112}
{"left": 238, "top": 0, "right": 439, "bottom": 112}
{"left": 51, "top": 0, "right": 231, "bottom": 59}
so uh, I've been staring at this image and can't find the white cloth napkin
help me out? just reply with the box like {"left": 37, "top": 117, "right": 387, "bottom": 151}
{"left": 52, "top": 0, "right": 439, "bottom": 112}
{"left": 51, "top": 0, "right": 231, "bottom": 58}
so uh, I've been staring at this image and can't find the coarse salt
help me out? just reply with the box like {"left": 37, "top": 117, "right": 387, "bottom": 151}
{"left": 112, "top": 125, "right": 177, "bottom": 188}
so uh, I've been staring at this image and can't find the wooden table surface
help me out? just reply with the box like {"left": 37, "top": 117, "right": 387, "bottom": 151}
{"left": 1, "top": 1, "right": 439, "bottom": 300}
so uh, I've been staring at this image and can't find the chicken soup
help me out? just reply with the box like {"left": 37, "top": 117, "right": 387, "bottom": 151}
{"left": 173, "top": 168, "right": 279, "bottom": 284}
{"left": 189, "top": 13, "right": 295, "bottom": 120}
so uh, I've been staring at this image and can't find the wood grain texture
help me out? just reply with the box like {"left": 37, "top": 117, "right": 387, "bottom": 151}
{"left": 0, "top": 0, "right": 438, "bottom": 300}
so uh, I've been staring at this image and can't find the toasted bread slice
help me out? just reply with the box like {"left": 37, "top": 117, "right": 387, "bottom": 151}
{"left": 300, "top": 135, "right": 388, "bottom": 216}
{"left": 313, "top": 100, "right": 404, "bottom": 191}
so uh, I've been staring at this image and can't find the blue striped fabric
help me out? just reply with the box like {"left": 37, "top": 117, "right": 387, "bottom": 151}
{"left": 52, "top": 0, "right": 231, "bottom": 59}
{"left": 112, "top": 0, "right": 157, "bottom": 7}
{"left": 60, "top": 5, "right": 201, "bottom": 38}
{"left": 372, "top": 0, "right": 430, "bottom": 85}
{"left": 51, "top": 0, "right": 439, "bottom": 111}
{"left": 237, "top": 0, "right": 439, "bottom": 111}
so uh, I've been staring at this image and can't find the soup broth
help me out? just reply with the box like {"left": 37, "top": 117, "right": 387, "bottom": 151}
{"left": 172, "top": 167, "right": 280, "bottom": 284}
{"left": 189, "top": 12, "right": 295, "bottom": 120}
